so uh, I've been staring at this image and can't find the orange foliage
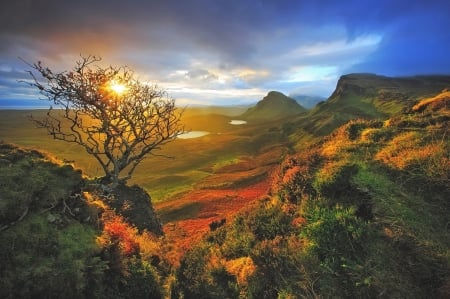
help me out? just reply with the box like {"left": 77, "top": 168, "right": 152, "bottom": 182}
{"left": 315, "top": 159, "right": 347, "bottom": 185}
{"left": 224, "top": 257, "right": 256, "bottom": 285}
{"left": 282, "top": 166, "right": 302, "bottom": 185}
{"left": 375, "top": 131, "right": 449, "bottom": 181}
{"left": 99, "top": 215, "right": 139, "bottom": 256}
{"left": 376, "top": 132, "right": 445, "bottom": 170}
{"left": 156, "top": 170, "right": 275, "bottom": 265}
{"left": 292, "top": 216, "right": 307, "bottom": 227}
{"left": 412, "top": 91, "right": 450, "bottom": 113}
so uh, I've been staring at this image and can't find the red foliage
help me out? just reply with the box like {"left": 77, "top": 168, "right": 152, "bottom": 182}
{"left": 102, "top": 216, "right": 140, "bottom": 256}
{"left": 155, "top": 167, "right": 275, "bottom": 264}
{"left": 291, "top": 216, "right": 307, "bottom": 227}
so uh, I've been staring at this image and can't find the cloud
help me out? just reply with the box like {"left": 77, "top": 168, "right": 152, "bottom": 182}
{"left": 0, "top": 0, "right": 449, "bottom": 106}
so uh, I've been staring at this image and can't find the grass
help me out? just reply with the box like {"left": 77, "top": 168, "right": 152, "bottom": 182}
{"left": 0, "top": 110, "right": 255, "bottom": 197}
{"left": 158, "top": 202, "right": 202, "bottom": 223}
{"left": 352, "top": 164, "right": 450, "bottom": 296}
{"left": 135, "top": 170, "right": 210, "bottom": 202}
{"left": 0, "top": 108, "right": 287, "bottom": 233}
{"left": 354, "top": 164, "right": 450, "bottom": 251}
{"left": 3, "top": 79, "right": 449, "bottom": 297}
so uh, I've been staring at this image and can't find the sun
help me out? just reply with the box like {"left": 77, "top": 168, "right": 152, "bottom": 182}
{"left": 109, "top": 81, "right": 127, "bottom": 95}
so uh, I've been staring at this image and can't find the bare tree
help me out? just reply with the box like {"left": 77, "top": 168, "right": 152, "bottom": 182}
{"left": 23, "top": 55, "right": 184, "bottom": 188}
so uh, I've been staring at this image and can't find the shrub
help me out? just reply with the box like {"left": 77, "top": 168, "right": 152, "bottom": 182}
{"left": 301, "top": 205, "right": 372, "bottom": 297}
{"left": 248, "top": 236, "right": 307, "bottom": 298}
{"left": 245, "top": 201, "right": 294, "bottom": 241}
{"left": 117, "top": 257, "right": 163, "bottom": 299}
{"left": 175, "top": 245, "right": 239, "bottom": 299}
{"left": 277, "top": 150, "right": 321, "bottom": 204}
{"left": 280, "top": 165, "right": 315, "bottom": 204}
{"left": 345, "top": 119, "right": 370, "bottom": 140}
{"left": 220, "top": 215, "right": 256, "bottom": 259}
{"left": 0, "top": 215, "right": 106, "bottom": 298}
{"left": 313, "top": 163, "right": 358, "bottom": 199}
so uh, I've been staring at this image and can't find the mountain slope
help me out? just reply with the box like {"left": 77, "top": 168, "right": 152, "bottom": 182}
{"left": 241, "top": 91, "right": 307, "bottom": 122}
{"left": 290, "top": 94, "right": 325, "bottom": 109}
{"left": 175, "top": 89, "right": 450, "bottom": 298}
{"left": 297, "top": 73, "right": 450, "bottom": 135}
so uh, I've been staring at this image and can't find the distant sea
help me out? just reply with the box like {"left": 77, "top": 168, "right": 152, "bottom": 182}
{"left": 0, "top": 99, "right": 49, "bottom": 110}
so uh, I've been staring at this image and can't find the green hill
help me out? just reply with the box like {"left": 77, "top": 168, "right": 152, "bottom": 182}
{"left": 0, "top": 144, "right": 164, "bottom": 298}
{"left": 241, "top": 91, "right": 307, "bottom": 122}
{"left": 297, "top": 73, "right": 450, "bottom": 135}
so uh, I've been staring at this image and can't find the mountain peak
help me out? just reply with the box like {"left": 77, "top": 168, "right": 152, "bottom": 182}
{"left": 241, "top": 91, "right": 306, "bottom": 122}
{"left": 266, "top": 90, "right": 285, "bottom": 97}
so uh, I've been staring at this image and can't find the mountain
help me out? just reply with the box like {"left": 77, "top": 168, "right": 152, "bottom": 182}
{"left": 298, "top": 73, "right": 450, "bottom": 135}
{"left": 290, "top": 94, "right": 326, "bottom": 109}
{"left": 241, "top": 91, "right": 307, "bottom": 122}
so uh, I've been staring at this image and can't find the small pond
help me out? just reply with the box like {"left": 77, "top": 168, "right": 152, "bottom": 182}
{"left": 177, "top": 131, "right": 210, "bottom": 139}
{"left": 229, "top": 120, "right": 247, "bottom": 125}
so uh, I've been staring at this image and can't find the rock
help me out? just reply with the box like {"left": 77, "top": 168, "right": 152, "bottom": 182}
{"left": 105, "top": 183, "right": 163, "bottom": 235}
{"left": 47, "top": 214, "right": 57, "bottom": 223}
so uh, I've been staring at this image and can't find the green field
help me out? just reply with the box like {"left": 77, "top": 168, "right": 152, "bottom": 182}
{"left": 0, "top": 108, "right": 292, "bottom": 202}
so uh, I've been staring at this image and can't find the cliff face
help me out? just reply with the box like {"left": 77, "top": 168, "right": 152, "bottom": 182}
{"left": 298, "top": 73, "right": 450, "bottom": 136}
{"left": 330, "top": 73, "right": 450, "bottom": 99}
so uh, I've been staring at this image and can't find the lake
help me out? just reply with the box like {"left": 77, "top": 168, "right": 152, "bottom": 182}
{"left": 177, "top": 131, "right": 210, "bottom": 139}
{"left": 229, "top": 120, "right": 247, "bottom": 125}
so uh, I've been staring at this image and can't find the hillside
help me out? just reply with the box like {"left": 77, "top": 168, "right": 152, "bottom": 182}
{"left": 290, "top": 94, "right": 325, "bottom": 109}
{"left": 0, "top": 144, "right": 166, "bottom": 298}
{"left": 1, "top": 74, "right": 449, "bottom": 298}
{"left": 175, "top": 89, "right": 450, "bottom": 298}
{"left": 297, "top": 73, "right": 450, "bottom": 135}
{"left": 241, "top": 91, "right": 307, "bottom": 122}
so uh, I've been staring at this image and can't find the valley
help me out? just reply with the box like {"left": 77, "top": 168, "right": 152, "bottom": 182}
{"left": 1, "top": 73, "right": 449, "bottom": 298}
{"left": 0, "top": 102, "right": 296, "bottom": 247}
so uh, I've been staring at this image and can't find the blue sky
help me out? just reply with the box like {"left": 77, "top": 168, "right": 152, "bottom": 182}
{"left": 0, "top": 0, "right": 449, "bottom": 107}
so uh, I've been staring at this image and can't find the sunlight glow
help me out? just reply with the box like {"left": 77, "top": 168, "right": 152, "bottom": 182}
{"left": 110, "top": 81, "right": 127, "bottom": 95}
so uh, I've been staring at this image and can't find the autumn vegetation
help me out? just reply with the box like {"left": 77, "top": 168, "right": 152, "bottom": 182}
{"left": 0, "top": 74, "right": 449, "bottom": 298}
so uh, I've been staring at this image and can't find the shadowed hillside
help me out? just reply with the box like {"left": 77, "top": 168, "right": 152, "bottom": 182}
{"left": 297, "top": 73, "right": 450, "bottom": 135}
{"left": 0, "top": 144, "right": 166, "bottom": 298}
{"left": 290, "top": 94, "right": 326, "bottom": 109}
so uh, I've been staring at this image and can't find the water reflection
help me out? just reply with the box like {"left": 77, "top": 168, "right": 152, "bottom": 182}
{"left": 177, "top": 131, "right": 210, "bottom": 139}
{"left": 229, "top": 120, "right": 247, "bottom": 125}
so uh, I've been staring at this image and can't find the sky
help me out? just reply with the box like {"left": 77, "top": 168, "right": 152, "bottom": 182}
{"left": 1, "top": 0, "right": 450, "bottom": 108}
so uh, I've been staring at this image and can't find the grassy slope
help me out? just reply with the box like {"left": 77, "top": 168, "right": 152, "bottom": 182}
{"left": 0, "top": 107, "right": 300, "bottom": 258}
{"left": 0, "top": 107, "right": 294, "bottom": 213}
{"left": 1, "top": 74, "right": 449, "bottom": 297}
{"left": 0, "top": 144, "right": 171, "bottom": 298}
{"left": 295, "top": 73, "right": 450, "bottom": 136}
{"left": 0, "top": 109, "right": 265, "bottom": 200}
{"left": 174, "top": 89, "right": 449, "bottom": 298}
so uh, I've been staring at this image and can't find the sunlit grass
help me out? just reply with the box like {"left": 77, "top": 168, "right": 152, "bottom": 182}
{"left": 0, "top": 109, "right": 282, "bottom": 206}
{"left": 135, "top": 170, "right": 210, "bottom": 202}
